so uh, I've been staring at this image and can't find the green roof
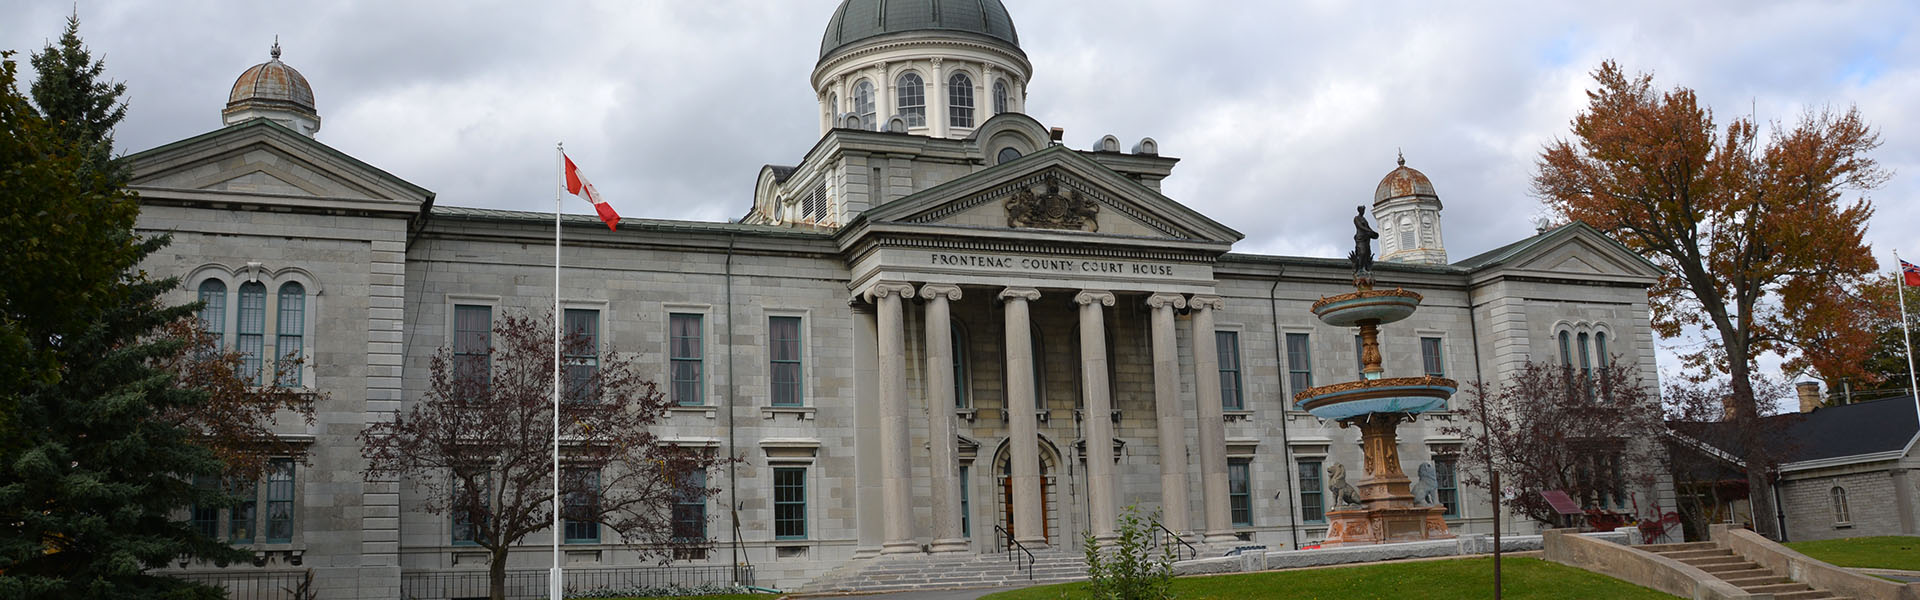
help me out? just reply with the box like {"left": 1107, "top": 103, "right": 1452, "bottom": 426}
{"left": 820, "top": 0, "right": 1021, "bottom": 60}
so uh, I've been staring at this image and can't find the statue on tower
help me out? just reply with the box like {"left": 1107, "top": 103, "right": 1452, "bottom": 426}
{"left": 1349, "top": 205, "right": 1378, "bottom": 289}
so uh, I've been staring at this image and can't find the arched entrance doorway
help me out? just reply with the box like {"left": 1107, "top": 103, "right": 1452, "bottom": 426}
{"left": 990, "top": 438, "right": 1061, "bottom": 546}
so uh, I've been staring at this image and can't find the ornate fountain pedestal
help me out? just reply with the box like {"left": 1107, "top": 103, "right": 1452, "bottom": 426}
{"left": 1320, "top": 414, "right": 1452, "bottom": 547}
{"left": 1295, "top": 282, "right": 1457, "bottom": 548}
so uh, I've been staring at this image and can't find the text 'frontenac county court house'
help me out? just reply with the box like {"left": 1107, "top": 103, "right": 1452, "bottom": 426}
{"left": 126, "top": 0, "right": 1670, "bottom": 595}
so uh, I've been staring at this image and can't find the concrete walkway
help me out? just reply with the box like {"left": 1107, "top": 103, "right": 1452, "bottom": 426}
{"left": 792, "top": 586, "right": 1020, "bottom": 600}
{"left": 1853, "top": 567, "right": 1920, "bottom": 583}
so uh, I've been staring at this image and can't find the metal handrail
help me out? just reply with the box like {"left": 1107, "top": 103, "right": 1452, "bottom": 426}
{"left": 1149, "top": 520, "right": 1197, "bottom": 561}
{"left": 993, "top": 524, "right": 1035, "bottom": 580}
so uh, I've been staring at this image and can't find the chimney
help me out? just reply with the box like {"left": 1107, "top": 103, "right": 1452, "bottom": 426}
{"left": 1795, "top": 381, "right": 1823, "bottom": 413}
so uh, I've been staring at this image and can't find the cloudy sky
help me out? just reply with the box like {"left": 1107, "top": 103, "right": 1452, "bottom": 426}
{"left": 5, "top": 1, "right": 1918, "bottom": 392}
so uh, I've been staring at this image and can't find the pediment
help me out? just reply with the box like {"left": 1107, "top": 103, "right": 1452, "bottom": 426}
{"left": 1471, "top": 222, "right": 1663, "bottom": 281}
{"left": 860, "top": 146, "right": 1242, "bottom": 244}
{"left": 126, "top": 118, "right": 432, "bottom": 210}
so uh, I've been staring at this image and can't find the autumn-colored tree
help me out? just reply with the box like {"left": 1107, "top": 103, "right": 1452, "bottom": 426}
{"left": 1532, "top": 61, "right": 1885, "bottom": 538}
{"left": 1822, "top": 273, "right": 1919, "bottom": 402}
{"left": 156, "top": 318, "right": 319, "bottom": 480}
{"left": 359, "top": 310, "right": 721, "bottom": 600}
{"left": 1440, "top": 361, "right": 1665, "bottom": 528}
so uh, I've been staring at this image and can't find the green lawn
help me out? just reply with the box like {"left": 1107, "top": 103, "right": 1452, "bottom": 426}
{"left": 978, "top": 557, "right": 1677, "bottom": 600}
{"left": 1785, "top": 536, "right": 1920, "bottom": 571}
{"left": 586, "top": 595, "right": 770, "bottom": 600}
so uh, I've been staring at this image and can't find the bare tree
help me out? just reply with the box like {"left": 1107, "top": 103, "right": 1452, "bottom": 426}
{"left": 1661, "top": 377, "right": 1798, "bottom": 540}
{"left": 359, "top": 310, "right": 721, "bottom": 600}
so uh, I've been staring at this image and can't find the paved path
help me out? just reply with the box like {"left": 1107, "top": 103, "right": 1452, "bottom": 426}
{"left": 1854, "top": 568, "right": 1920, "bottom": 583}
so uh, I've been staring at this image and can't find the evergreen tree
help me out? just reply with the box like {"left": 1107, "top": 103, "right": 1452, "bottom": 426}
{"left": 0, "top": 53, "right": 244, "bottom": 599}
{"left": 28, "top": 10, "right": 128, "bottom": 177}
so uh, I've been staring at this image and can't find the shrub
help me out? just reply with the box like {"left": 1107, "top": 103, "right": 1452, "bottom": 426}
{"left": 1082, "top": 506, "right": 1176, "bottom": 600}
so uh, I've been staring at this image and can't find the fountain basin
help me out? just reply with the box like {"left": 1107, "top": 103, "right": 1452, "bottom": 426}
{"left": 1292, "top": 376, "right": 1457, "bottom": 420}
{"left": 1311, "top": 289, "right": 1423, "bottom": 327}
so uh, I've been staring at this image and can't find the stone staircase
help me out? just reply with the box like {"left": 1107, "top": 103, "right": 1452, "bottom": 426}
{"left": 1639, "top": 542, "right": 1851, "bottom": 600}
{"left": 799, "top": 548, "right": 1089, "bottom": 594}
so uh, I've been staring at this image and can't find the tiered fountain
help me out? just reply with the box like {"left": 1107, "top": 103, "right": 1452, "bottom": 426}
{"left": 1293, "top": 206, "right": 1457, "bottom": 546}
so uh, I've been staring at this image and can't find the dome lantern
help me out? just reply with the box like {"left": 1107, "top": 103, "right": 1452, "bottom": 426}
{"left": 222, "top": 37, "right": 321, "bottom": 137}
{"left": 1372, "top": 151, "right": 1448, "bottom": 265}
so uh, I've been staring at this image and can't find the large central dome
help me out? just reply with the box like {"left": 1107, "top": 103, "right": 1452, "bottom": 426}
{"left": 819, "top": 0, "right": 1021, "bottom": 61}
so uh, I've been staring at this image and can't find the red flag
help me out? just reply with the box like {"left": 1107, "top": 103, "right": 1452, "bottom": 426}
{"left": 1903, "top": 260, "right": 1920, "bottom": 286}
{"left": 563, "top": 154, "right": 620, "bottom": 231}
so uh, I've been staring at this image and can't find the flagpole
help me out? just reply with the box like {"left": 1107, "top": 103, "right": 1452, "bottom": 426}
{"left": 551, "top": 142, "right": 565, "bottom": 600}
{"left": 1897, "top": 250, "right": 1920, "bottom": 421}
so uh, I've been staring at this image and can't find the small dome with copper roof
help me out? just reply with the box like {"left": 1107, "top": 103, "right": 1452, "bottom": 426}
{"left": 222, "top": 38, "right": 321, "bottom": 136}
{"left": 1373, "top": 150, "right": 1438, "bottom": 207}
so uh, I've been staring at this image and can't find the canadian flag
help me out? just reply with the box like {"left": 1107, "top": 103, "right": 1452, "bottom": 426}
{"left": 564, "top": 153, "right": 620, "bottom": 231}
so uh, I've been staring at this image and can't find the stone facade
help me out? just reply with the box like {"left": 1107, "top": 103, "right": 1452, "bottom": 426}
{"left": 124, "top": 2, "right": 1676, "bottom": 597}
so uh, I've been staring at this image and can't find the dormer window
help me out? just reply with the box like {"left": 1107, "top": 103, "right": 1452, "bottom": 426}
{"left": 949, "top": 72, "right": 974, "bottom": 128}
{"left": 897, "top": 72, "right": 925, "bottom": 127}
{"left": 853, "top": 79, "right": 876, "bottom": 130}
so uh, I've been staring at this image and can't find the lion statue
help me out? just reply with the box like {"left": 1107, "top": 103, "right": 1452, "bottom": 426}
{"left": 1326, "top": 463, "right": 1362, "bottom": 508}
{"left": 1410, "top": 462, "right": 1440, "bottom": 507}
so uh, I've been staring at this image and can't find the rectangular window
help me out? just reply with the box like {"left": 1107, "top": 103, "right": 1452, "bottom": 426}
{"left": 275, "top": 283, "right": 305, "bottom": 387}
{"left": 265, "top": 459, "right": 294, "bottom": 543}
{"left": 670, "top": 313, "right": 704, "bottom": 406}
{"left": 1229, "top": 458, "right": 1252, "bottom": 527}
{"left": 453, "top": 305, "right": 492, "bottom": 398}
{"left": 769, "top": 317, "right": 804, "bottom": 406}
{"left": 959, "top": 465, "right": 971, "bottom": 537}
{"left": 237, "top": 282, "right": 267, "bottom": 385}
{"left": 1354, "top": 334, "right": 1365, "bottom": 374}
{"left": 563, "top": 309, "right": 600, "bottom": 404}
{"left": 229, "top": 479, "right": 258, "bottom": 544}
{"left": 564, "top": 468, "right": 601, "bottom": 544}
{"left": 672, "top": 468, "right": 707, "bottom": 544}
{"left": 1297, "top": 459, "right": 1324, "bottom": 523}
{"left": 773, "top": 467, "right": 807, "bottom": 539}
{"left": 1216, "top": 331, "right": 1244, "bottom": 411}
{"left": 1286, "top": 333, "right": 1313, "bottom": 397}
{"left": 953, "top": 325, "right": 970, "bottom": 409}
{"left": 1421, "top": 337, "right": 1444, "bottom": 377}
{"left": 190, "top": 475, "right": 220, "bottom": 539}
{"left": 451, "top": 473, "right": 488, "bottom": 545}
{"left": 1435, "top": 456, "right": 1459, "bottom": 518}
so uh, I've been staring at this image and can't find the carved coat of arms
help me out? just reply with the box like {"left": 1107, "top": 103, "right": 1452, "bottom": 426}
{"left": 1005, "top": 177, "right": 1099, "bottom": 232}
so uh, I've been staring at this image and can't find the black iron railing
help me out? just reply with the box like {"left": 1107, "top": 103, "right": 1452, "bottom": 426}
{"left": 992, "top": 524, "right": 1035, "bottom": 580}
{"left": 399, "top": 564, "right": 750, "bottom": 600}
{"left": 1149, "top": 520, "right": 1197, "bottom": 562}
{"left": 166, "top": 570, "right": 310, "bottom": 600}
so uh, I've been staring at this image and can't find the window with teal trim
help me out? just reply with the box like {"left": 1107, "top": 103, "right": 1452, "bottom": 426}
{"left": 275, "top": 282, "right": 305, "bottom": 387}
{"left": 773, "top": 467, "right": 806, "bottom": 539}
{"left": 563, "top": 309, "right": 599, "bottom": 404}
{"left": 1218, "top": 331, "right": 1244, "bottom": 410}
{"left": 769, "top": 317, "right": 804, "bottom": 406}
{"left": 264, "top": 459, "right": 295, "bottom": 543}
{"left": 451, "top": 473, "right": 488, "bottom": 545}
{"left": 1435, "top": 456, "right": 1459, "bottom": 518}
{"left": 453, "top": 305, "right": 492, "bottom": 400}
{"left": 1229, "top": 458, "right": 1252, "bottom": 526}
{"left": 564, "top": 467, "right": 600, "bottom": 544}
{"left": 959, "top": 465, "right": 971, "bottom": 537}
{"left": 237, "top": 282, "right": 266, "bottom": 385}
{"left": 670, "top": 313, "right": 704, "bottom": 406}
{"left": 1286, "top": 333, "right": 1313, "bottom": 396}
{"left": 671, "top": 468, "right": 706, "bottom": 544}
{"left": 197, "top": 279, "right": 226, "bottom": 352}
{"left": 229, "top": 478, "right": 257, "bottom": 544}
{"left": 953, "top": 322, "right": 970, "bottom": 409}
{"left": 1298, "top": 459, "right": 1324, "bottom": 523}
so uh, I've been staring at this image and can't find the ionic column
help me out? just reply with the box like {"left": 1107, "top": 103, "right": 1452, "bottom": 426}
{"left": 1146, "top": 292, "right": 1191, "bottom": 536}
{"left": 1189, "top": 294, "right": 1237, "bottom": 543}
{"left": 1001, "top": 286, "right": 1047, "bottom": 548}
{"left": 866, "top": 281, "right": 918, "bottom": 554}
{"left": 1076, "top": 290, "right": 1119, "bottom": 542}
{"left": 921, "top": 284, "right": 968, "bottom": 552}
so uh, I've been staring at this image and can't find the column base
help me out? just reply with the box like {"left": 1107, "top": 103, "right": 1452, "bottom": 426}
{"left": 850, "top": 546, "right": 882, "bottom": 559}
{"left": 881, "top": 541, "right": 921, "bottom": 554}
{"left": 929, "top": 538, "right": 970, "bottom": 553}
{"left": 1202, "top": 531, "right": 1240, "bottom": 545}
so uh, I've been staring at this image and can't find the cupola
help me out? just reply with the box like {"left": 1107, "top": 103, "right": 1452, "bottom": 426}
{"left": 223, "top": 39, "right": 321, "bottom": 137}
{"left": 811, "top": 0, "right": 1033, "bottom": 139}
{"left": 1372, "top": 152, "right": 1447, "bottom": 265}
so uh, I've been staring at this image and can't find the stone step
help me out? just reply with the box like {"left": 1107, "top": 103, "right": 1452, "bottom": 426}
{"left": 1686, "top": 557, "right": 1753, "bottom": 569}
{"left": 1659, "top": 548, "right": 1735, "bottom": 560}
{"left": 1743, "top": 582, "right": 1815, "bottom": 594}
{"left": 1773, "top": 592, "right": 1844, "bottom": 600}
{"left": 1721, "top": 573, "right": 1790, "bottom": 587}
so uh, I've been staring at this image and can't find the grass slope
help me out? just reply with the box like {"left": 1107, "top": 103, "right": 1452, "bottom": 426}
{"left": 1785, "top": 536, "right": 1920, "bottom": 572}
{"left": 979, "top": 557, "right": 1678, "bottom": 600}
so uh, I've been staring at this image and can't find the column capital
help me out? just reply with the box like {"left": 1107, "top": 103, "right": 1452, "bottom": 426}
{"left": 1145, "top": 292, "right": 1187, "bottom": 310}
{"left": 998, "top": 287, "right": 1042, "bottom": 303}
{"left": 1188, "top": 294, "right": 1225, "bottom": 311}
{"left": 864, "top": 281, "right": 917, "bottom": 302}
{"left": 1074, "top": 290, "right": 1116, "bottom": 307}
{"left": 919, "top": 283, "right": 963, "bottom": 302}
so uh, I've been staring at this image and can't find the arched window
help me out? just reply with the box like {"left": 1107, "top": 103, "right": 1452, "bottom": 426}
{"left": 993, "top": 79, "right": 1010, "bottom": 114}
{"left": 1558, "top": 331, "right": 1573, "bottom": 365}
{"left": 948, "top": 72, "right": 974, "bottom": 128}
{"left": 237, "top": 282, "right": 267, "bottom": 385}
{"left": 853, "top": 79, "right": 876, "bottom": 130}
{"left": 1578, "top": 332, "right": 1592, "bottom": 379}
{"left": 1594, "top": 331, "right": 1609, "bottom": 374}
{"left": 276, "top": 282, "right": 306, "bottom": 387}
{"left": 953, "top": 322, "right": 970, "bottom": 409}
{"left": 1830, "top": 487, "right": 1850, "bottom": 523}
{"left": 827, "top": 91, "right": 838, "bottom": 123}
{"left": 996, "top": 147, "right": 1022, "bottom": 165}
{"left": 896, "top": 72, "right": 925, "bottom": 127}
{"left": 197, "top": 279, "right": 227, "bottom": 346}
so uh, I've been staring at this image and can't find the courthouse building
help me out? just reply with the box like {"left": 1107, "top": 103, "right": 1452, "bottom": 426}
{"left": 127, "top": 0, "right": 1670, "bottom": 596}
